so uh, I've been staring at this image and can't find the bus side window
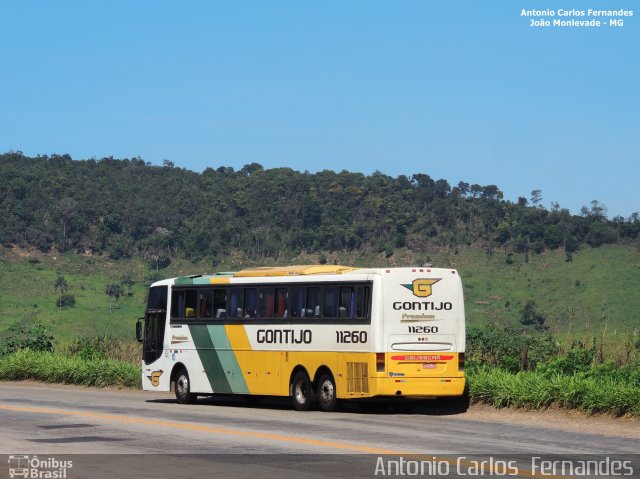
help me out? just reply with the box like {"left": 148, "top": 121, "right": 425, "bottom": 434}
{"left": 340, "top": 287, "right": 355, "bottom": 319}
{"left": 229, "top": 289, "right": 244, "bottom": 319}
{"left": 214, "top": 289, "right": 227, "bottom": 319}
{"left": 200, "top": 289, "right": 214, "bottom": 319}
{"left": 259, "top": 287, "right": 275, "bottom": 318}
{"left": 307, "top": 287, "right": 321, "bottom": 318}
{"left": 323, "top": 287, "right": 339, "bottom": 318}
{"left": 291, "top": 287, "right": 306, "bottom": 318}
{"left": 356, "top": 286, "right": 370, "bottom": 319}
{"left": 184, "top": 290, "right": 198, "bottom": 318}
{"left": 275, "top": 288, "right": 288, "bottom": 318}
{"left": 172, "top": 289, "right": 197, "bottom": 318}
{"left": 171, "top": 290, "right": 185, "bottom": 318}
{"left": 244, "top": 288, "right": 257, "bottom": 318}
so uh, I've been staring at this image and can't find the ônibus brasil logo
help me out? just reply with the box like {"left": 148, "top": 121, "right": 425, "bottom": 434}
{"left": 8, "top": 455, "right": 73, "bottom": 478}
{"left": 402, "top": 278, "right": 440, "bottom": 298}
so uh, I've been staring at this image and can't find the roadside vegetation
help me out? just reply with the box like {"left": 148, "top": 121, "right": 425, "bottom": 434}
{"left": 1, "top": 322, "right": 638, "bottom": 416}
{"left": 466, "top": 325, "right": 640, "bottom": 417}
{"left": 0, "top": 323, "right": 140, "bottom": 388}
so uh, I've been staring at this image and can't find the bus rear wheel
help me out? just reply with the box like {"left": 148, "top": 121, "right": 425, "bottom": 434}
{"left": 291, "top": 371, "right": 316, "bottom": 411}
{"left": 174, "top": 367, "right": 196, "bottom": 404}
{"left": 317, "top": 373, "right": 337, "bottom": 412}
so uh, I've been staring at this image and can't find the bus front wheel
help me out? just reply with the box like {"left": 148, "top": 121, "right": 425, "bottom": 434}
{"left": 174, "top": 367, "right": 196, "bottom": 404}
{"left": 291, "top": 371, "right": 316, "bottom": 411}
{"left": 317, "top": 373, "right": 337, "bottom": 412}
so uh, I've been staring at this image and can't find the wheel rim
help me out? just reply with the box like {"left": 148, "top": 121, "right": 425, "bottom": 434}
{"left": 294, "top": 380, "right": 308, "bottom": 405}
{"left": 320, "top": 379, "right": 334, "bottom": 404}
{"left": 177, "top": 375, "right": 189, "bottom": 397}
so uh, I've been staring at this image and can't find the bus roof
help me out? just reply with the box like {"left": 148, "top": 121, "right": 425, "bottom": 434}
{"left": 168, "top": 265, "right": 458, "bottom": 286}
{"left": 234, "top": 265, "right": 357, "bottom": 277}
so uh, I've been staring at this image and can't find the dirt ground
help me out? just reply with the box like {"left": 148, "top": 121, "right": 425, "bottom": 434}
{"left": 457, "top": 402, "right": 640, "bottom": 439}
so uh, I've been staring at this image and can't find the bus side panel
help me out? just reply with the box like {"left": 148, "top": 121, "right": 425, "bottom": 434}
{"left": 186, "top": 324, "right": 248, "bottom": 394}
{"left": 227, "top": 324, "right": 283, "bottom": 395}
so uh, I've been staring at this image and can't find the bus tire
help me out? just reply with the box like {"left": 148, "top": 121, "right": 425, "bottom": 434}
{"left": 174, "top": 367, "right": 196, "bottom": 404}
{"left": 447, "top": 383, "right": 470, "bottom": 413}
{"left": 291, "top": 370, "right": 316, "bottom": 411}
{"left": 317, "top": 373, "right": 337, "bottom": 412}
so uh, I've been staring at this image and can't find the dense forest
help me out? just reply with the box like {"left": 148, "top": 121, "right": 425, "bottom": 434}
{"left": 1, "top": 152, "right": 638, "bottom": 266}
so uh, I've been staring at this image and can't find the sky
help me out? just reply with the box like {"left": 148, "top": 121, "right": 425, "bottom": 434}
{"left": 0, "top": 1, "right": 638, "bottom": 218}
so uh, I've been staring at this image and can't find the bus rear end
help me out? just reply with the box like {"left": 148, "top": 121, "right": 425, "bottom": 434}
{"left": 371, "top": 268, "right": 466, "bottom": 403}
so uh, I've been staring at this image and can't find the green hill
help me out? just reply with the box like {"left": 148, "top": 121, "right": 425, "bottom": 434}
{"left": 1, "top": 152, "right": 638, "bottom": 348}
{"left": 1, "top": 244, "right": 638, "bottom": 346}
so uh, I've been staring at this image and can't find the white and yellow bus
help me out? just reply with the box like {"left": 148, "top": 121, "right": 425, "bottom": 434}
{"left": 136, "top": 265, "right": 467, "bottom": 412}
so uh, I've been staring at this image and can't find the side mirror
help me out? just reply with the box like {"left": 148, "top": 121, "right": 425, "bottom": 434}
{"left": 136, "top": 319, "right": 143, "bottom": 343}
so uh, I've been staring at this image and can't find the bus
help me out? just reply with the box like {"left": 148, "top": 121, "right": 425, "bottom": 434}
{"left": 136, "top": 264, "right": 467, "bottom": 412}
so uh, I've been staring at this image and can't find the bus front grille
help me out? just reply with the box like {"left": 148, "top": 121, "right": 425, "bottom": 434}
{"left": 346, "top": 362, "right": 369, "bottom": 393}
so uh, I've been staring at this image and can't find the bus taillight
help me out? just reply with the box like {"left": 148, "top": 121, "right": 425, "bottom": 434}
{"left": 376, "top": 353, "right": 385, "bottom": 372}
{"left": 458, "top": 352, "right": 465, "bottom": 372}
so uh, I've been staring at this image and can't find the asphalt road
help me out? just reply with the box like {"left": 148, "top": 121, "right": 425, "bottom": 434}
{"left": 0, "top": 382, "right": 638, "bottom": 478}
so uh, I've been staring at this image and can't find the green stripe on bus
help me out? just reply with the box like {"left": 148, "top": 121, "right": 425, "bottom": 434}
{"left": 188, "top": 324, "right": 233, "bottom": 394}
{"left": 207, "top": 326, "right": 249, "bottom": 394}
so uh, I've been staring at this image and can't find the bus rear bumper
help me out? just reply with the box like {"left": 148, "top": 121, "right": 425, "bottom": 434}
{"left": 369, "top": 376, "right": 466, "bottom": 398}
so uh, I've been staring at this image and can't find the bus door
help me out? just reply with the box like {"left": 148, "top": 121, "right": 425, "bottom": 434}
{"left": 142, "top": 310, "right": 166, "bottom": 364}
{"left": 137, "top": 286, "right": 168, "bottom": 365}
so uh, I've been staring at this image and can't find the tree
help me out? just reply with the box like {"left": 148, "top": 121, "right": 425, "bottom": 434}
{"left": 56, "top": 197, "right": 78, "bottom": 239}
{"left": 54, "top": 275, "right": 68, "bottom": 311}
{"left": 456, "top": 181, "right": 470, "bottom": 197}
{"left": 105, "top": 283, "right": 124, "bottom": 311}
{"left": 141, "top": 229, "right": 172, "bottom": 272}
{"left": 581, "top": 200, "right": 607, "bottom": 221}
{"left": 521, "top": 300, "right": 547, "bottom": 331}
{"left": 530, "top": 190, "right": 542, "bottom": 206}
{"left": 481, "top": 185, "right": 502, "bottom": 201}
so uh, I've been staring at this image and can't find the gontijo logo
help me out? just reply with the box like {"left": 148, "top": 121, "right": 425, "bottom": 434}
{"left": 394, "top": 278, "right": 452, "bottom": 312}
{"left": 147, "top": 370, "right": 163, "bottom": 387}
{"left": 402, "top": 278, "right": 440, "bottom": 298}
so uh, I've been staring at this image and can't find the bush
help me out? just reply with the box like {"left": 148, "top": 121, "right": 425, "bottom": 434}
{"left": 536, "top": 339, "right": 597, "bottom": 376}
{"left": 466, "top": 324, "right": 557, "bottom": 373}
{"left": 0, "top": 350, "right": 140, "bottom": 388}
{"left": 65, "top": 336, "right": 141, "bottom": 363}
{"left": 56, "top": 294, "right": 76, "bottom": 308}
{"left": 1, "top": 322, "right": 54, "bottom": 356}
{"left": 521, "top": 300, "right": 547, "bottom": 331}
{"left": 67, "top": 336, "right": 107, "bottom": 361}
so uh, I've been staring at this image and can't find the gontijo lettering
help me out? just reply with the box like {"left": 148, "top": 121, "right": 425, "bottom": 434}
{"left": 257, "top": 329, "right": 312, "bottom": 344}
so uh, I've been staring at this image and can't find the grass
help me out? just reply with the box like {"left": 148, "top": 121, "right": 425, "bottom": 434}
{"left": 469, "top": 366, "right": 640, "bottom": 417}
{"left": 441, "top": 244, "right": 640, "bottom": 336}
{"left": 0, "top": 349, "right": 140, "bottom": 388}
{"left": 1, "top": 244, "right": 639, "bottom": 343}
